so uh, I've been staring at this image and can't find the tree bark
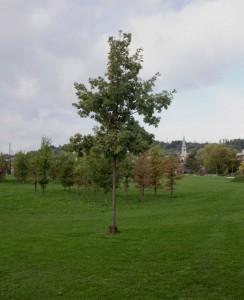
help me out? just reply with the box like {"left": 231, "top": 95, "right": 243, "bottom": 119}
{"left": 109, "top": 156, "right": 118, "bottom": 234}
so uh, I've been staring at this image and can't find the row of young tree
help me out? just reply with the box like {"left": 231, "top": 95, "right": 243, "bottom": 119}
{"left": 9, "top": 135, "right": 182, "bottom": 201}
{"left": 2, "top": 139, "right": 243, "bottom": 191}
{"left": 13, "top": 137, "right": 53, "bottom": 193}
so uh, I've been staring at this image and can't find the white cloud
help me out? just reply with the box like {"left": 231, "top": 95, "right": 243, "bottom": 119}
{"left": 0, "top": 0, "right": 244, "bottom": 151}
{"left": 14, "top": 77, "right": 39, "bottom": 100}
{"left": 127, "top": 0, "right": 244, "bottom": 88}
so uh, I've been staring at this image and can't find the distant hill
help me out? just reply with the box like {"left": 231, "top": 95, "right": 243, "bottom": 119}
{"left": 155, "top": 138, "right": 244, "bottom": 153}
{"left": 154, "top": 140, "right": 207, "bottom": 154}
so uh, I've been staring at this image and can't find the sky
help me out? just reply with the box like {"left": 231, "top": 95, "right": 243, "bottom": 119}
{"left": 1, "top": 0, "right": 244, "bottom": 153}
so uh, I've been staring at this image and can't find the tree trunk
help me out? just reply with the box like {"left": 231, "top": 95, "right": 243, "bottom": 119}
{"left": 170, "top": 182, "right": 173, "bottom": 198}
{"left": 83, "top": 185, "right": 87, "bottom": 200}
{"left": 170, "top": 177, "right": 174, "bottom": 198}
{"left": 124, "top": 176, "right": 129, "bottom": 201}
{"left": 139, "top": 184, "right": 144, "bottom": 202}
{"left": 104, "top": 190, "right": 108, "bottom": 206}
{"left": 93, "top": 186, "right": 96, "bottom": 203}
{"left": 34, "top": 181, "right": 37, "bottom": 192}
{"left": 140, "top": 185, "right": 142, "bottom": 201}
{"left": 109, "top": 156, "right": 118, "bottom": 234}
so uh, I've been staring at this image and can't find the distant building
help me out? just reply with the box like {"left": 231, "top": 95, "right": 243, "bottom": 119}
{"left": 179, "top": 137, "right": 188, "bottom": 173}
{"left": 236, "top": 149, "right": 244, "bottom": 161}
{"left": 180, "top": 136, "right": 187, "bottom": 162}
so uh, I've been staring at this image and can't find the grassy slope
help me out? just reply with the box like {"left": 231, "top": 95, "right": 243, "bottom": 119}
{"left": 0, "top": 176, "right": 243, "bottom": 299}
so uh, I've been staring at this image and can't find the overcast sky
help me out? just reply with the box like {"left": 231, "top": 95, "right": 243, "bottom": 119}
{"left": 1, "top": 0, "right": 244, "bottom": 153}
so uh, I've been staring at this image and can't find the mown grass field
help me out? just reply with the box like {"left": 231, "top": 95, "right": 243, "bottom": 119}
{"left": 0, "top": 175, "right": 244, "bottom": 299}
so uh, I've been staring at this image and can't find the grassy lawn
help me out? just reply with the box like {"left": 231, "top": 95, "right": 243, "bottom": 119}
{"left": 0, "top": 176, "right": 243, "bottom": 299}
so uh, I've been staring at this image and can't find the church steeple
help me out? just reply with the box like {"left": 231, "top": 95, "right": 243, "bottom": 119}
{"left": 181, "top": 136, "right": 187, "bottom": 162}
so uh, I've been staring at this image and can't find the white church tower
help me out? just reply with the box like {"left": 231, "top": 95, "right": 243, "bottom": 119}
{"left": 180, "top": 136, "right": 187, "bottom": 162}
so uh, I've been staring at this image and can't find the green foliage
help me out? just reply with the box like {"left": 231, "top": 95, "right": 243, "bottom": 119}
{"left": 0, "top": 153, "right": 8, "bottom": 181}
{"left": 74, "top": 32, "right": 173, "bottom": 135}
{"left": 155, "top": 140, "right": 207, "bottom": 154}
{"left": 156, "top": 139, "right": 244, "bottom": 154}
{"left": 197, "top": 143, "right": 238, "bottom": 175}
{"left": 223, "top": 138, "right": 244, "bottom": 151}
{"left": 238, "top": 160, "right": 244, "bottom": 175}
{"left": 119, "top": 152, "right": 136, "bottom": 200}
{"left": 69, "top": 133, "right": 95, "bottom": 157}
{"left": 147, "top": 145, "right": 165, "bottom": 194}
{"left": 28, "top": 151, "right": 40, "bottom": 191}
{"left": 59, "top": 155, "right": 75, "bottom": 191}
{"left": 0, "top": 176, "right": 244, "bottom": 299}
{"left": 185, "top": 152, "right": 201, "bottom": 174}
{"left": 37, "top": 136, "right": 52, "bottom": 193}
{"left": 13, "top": 151, "right": 29, "bottom": 183}
{"left": 49, "top": 153, "right": 62, "bottom": 181}
{"left": 133, "top": 152, "right": 150, "bottom": 201}
{"left": 162, "top": 153, "right": 182, "bottom": 198}
{"left": 73, "top": 156, "right": 90, "bottom": 197}
{"left": 87, "top": 149, "right": 113, "bottom": 204}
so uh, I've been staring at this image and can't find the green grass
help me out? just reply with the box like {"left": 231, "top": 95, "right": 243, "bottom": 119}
{"left": 232, "top": 175, "right": 244, "bottom": 183}
{"left": 0, "top": 176, "right": 244, "bottom": 299}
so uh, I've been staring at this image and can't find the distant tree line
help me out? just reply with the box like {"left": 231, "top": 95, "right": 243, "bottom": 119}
{"left": 1, "top": 138, "right": 243, "bottom": 186}
{"left": 155, "top": 138, "right": 244, "bottom": 153}
{"left": 185, "top": 144, "right": 241, "bottom": 175}
{"left": 222, "top": 139, "right": 244, "bottom": 151}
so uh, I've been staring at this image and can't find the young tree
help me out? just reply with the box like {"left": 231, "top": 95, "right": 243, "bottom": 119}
{"left": 74, "top": 156, "right": 91, "bottom": 198}
{"left": 59, "top": 155, "right": 75, "bottom": 192}
{"left": 38, "top": 136, "right": 52, "bottom": 194}
{"left": 162, "top": 153, "right": 182, "bottom": 198}
{"left": 0, "top": 153, "right": 8, "bottom": 182}
{"left": 119, "top": 152, "right": 135, "bottom": 201}
{"left": 73, "top": 31, "right": 174, "bottom": 233}
{"left": 28, "top": 151, "right": 40, "bottom": 192}
{"left": 197, "top": 144, "right": 237, "bottom": 175}
{"left": 13, "top": 151, "right": 29, "bottom": 183}
{"left": 133, "top": 152, "right": 150, "bottom": 202}
{"left": 87, "top": 149, "right": 113, "bottom": 205}
{"left": 49, "top": 153, "right": 62, "bottom": 181}
{"left": 147, "top": 145, "right": 164, "bottom": 195}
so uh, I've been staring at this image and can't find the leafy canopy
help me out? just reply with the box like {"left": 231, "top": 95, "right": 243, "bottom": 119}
{"left": 73, "top": 31, "right": 174, "bottom": 160}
